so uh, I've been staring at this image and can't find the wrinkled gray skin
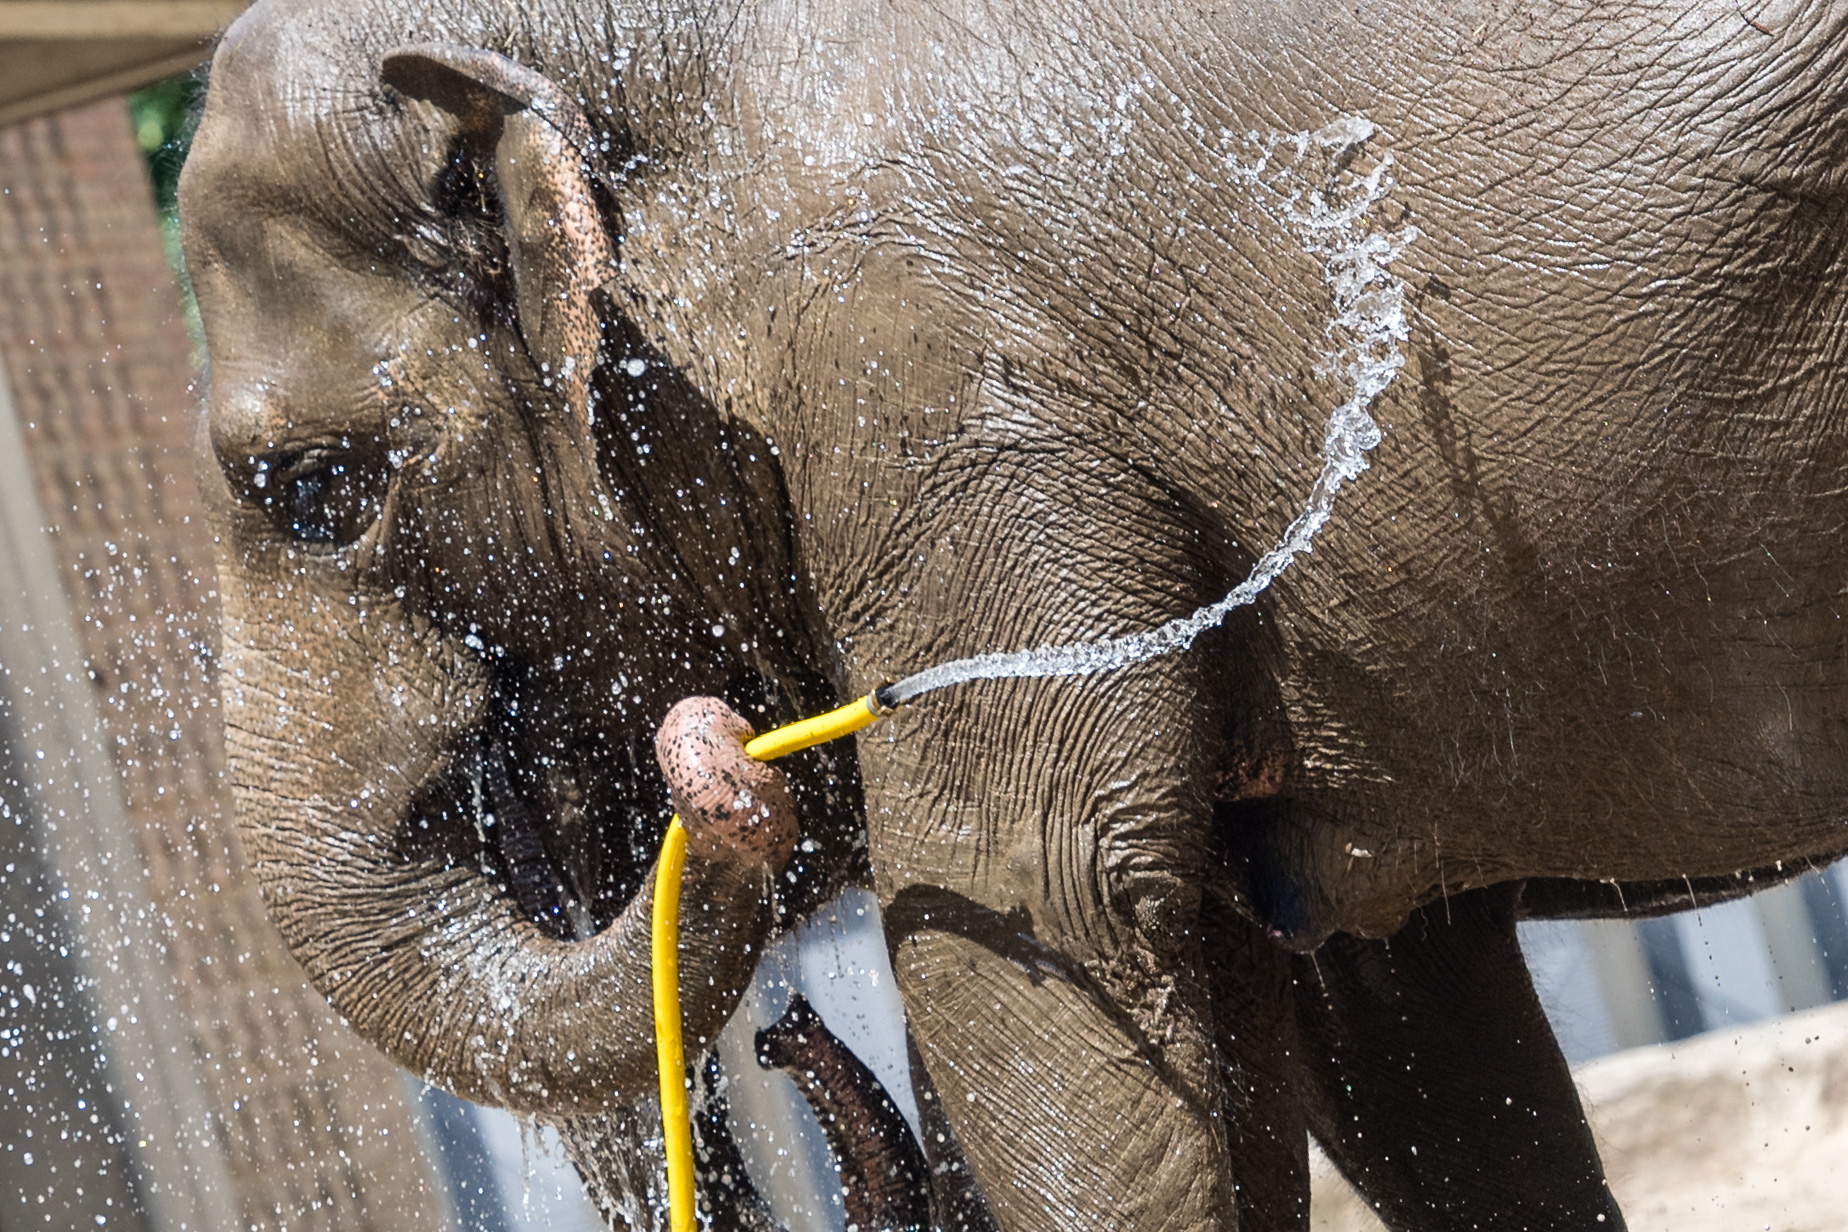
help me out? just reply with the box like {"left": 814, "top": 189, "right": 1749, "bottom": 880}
{"left": 182, "top": 0, "right": 1848, "bottom": 1228}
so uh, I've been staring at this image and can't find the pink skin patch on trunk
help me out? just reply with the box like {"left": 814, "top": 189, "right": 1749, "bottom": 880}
{"left": 655, "top": 697, "right": 798, "bottom": 865}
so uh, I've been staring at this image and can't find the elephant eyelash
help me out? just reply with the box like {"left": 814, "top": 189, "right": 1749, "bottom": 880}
{"left": 248, "top": 446, "right": 390, "bottom": 549}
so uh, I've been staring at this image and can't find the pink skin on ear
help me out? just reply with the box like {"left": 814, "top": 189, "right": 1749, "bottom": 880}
{"left": 655, "top": 697, "right": 798, "bottom": 865}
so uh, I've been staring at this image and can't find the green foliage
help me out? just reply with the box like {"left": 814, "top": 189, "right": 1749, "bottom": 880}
{"left": 126, "top": 74, "right": 204, "bottom": 214}
{"left": 126, "top": 73, "right": 208, "bottom": 367}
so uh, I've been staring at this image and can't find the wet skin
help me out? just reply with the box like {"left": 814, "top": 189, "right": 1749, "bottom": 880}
{"left": 183, "top": 1, "right": 1848, "bottom": 1228}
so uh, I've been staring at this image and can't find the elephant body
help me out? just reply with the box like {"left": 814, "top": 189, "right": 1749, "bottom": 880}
{"left": 181, "top": 0, "right": 1848, "bottom": 1227}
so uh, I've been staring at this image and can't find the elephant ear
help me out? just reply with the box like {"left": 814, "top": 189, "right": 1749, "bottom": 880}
{"left": 380, "top": 45, "right": 616, "bottom": 427}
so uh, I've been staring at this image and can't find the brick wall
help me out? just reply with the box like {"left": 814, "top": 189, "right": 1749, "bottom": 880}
{"left": 0, "top": 98, "right": 445, "bottom": 1232}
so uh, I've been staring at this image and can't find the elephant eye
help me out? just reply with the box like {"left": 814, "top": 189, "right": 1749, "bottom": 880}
{"left": 253, "top": 448, "right": 387, "bottom": 547}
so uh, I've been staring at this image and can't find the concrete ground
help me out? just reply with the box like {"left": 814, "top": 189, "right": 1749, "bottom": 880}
{"left": 1310, "top": 998, "right": 1848, "bottom": 1231}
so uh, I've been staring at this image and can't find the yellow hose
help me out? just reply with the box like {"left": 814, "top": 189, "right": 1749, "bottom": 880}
{"left": 652, "top": 692, "right": 889, "bottom": 1231}
{"left": 741, "top": 691, "right": 885, "bottom": 761}
{"left": 650, "top": 817, "right": 694, "bottom": 1231}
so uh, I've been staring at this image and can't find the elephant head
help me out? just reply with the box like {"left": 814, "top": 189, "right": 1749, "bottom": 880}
{"left": 181, "top": 14, "right": 860, "bottom": 1116}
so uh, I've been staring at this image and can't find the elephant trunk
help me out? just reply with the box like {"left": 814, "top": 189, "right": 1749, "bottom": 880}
{"left": 220, "top": 602, "right": 784, "bottom": 1115}
{"left": 254, "top": 774, "right": 775, "bottom": 1114}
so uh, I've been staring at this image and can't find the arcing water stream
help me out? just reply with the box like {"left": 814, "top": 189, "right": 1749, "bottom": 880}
{"left": 883, "top": 117, "right": 1417, "bottom": 706}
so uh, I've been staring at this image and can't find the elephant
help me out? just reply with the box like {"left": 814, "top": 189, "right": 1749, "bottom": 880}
{"left": 179, "top": 0, "right": 1848, "bottom": 1228}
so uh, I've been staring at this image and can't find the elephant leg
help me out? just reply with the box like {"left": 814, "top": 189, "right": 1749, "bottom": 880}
{"left": 1293, "top": 883, "right": 1624, "bottom": 1231}
{"left": 863, "top": 663, "right": 1235, "bottom": 1232}
{"left": 756, "top": 995, "right": 932, "bottom": 1232}
{"left": 1203, "top": 881, "right": 1310, "bottom": 1231}
{"left": 905, "top": 1038, "right": 1001, "bottom": 1232}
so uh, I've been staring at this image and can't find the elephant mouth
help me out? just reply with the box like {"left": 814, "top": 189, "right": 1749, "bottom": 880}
{"left": 402, "top": 651, "right": 859, "bottom": 943}
{"left": 409, "top": 671, "right": 673, "bottom": 943}
{"left": 475, "top": 737, "right": 605, "bottom": 940}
